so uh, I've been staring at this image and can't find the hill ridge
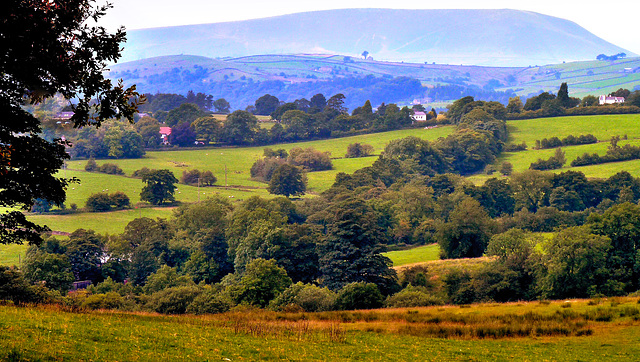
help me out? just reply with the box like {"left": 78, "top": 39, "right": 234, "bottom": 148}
{"left": 122, "top": 8, "right": 634, "bottom": 67}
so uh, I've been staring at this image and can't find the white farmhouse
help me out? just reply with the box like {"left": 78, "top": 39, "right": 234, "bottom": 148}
{"left": 599, "top": 95, "right": 625, "bottom": 105}
{"left": 411, "top": 111, "right": 427, "bottom": 122}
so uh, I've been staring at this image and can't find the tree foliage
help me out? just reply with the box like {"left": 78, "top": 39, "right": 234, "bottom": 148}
{"left": 1, "top": 0, "right": 140, "bottom": 244}
{"left": 140, "top": 169, "right": 179, "bottom": 205}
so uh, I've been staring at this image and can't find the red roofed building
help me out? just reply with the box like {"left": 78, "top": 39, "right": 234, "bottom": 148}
{"left": 159, "top": 127, "right": 172, "bottom": 145}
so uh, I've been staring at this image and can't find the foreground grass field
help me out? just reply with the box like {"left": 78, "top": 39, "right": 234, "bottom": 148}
{"left": 2, "top": 298, "right": 639, "bottom": 361}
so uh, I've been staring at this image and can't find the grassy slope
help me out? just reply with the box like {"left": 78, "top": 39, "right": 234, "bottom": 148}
{"left": 2, "top": 299, "right": 639, "bottom": 361}
{"left": 0, "top": 126, "right": 452, "bottom": 266}
{"left": 5, "top": 114, "right": 640, "bottom": 266}
{"left": 383, "top": 244, "right": 440, "bottom": 267}
{"left": 470, "top": 113, "right": 640, "bottom": 184}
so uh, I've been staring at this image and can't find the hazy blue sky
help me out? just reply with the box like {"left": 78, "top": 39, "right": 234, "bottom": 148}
{"left": 101, "top": 0, "right": 640, "bottom": 54}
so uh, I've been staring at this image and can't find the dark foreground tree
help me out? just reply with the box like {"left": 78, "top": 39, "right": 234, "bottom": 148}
{"left": 1, "top": 0, "right": 140, "bottom": 244}
{"left": 319, "top": 198, "right": 398, "bottom": 294}
{"left": 140, "top": 170, "right": 179, "bottom": 205}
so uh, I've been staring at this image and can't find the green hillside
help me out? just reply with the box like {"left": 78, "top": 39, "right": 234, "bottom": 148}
{"left": 3, "top": 113, "right": 640, "bottom": 267}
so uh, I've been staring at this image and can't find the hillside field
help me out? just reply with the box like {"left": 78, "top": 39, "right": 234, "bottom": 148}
{"left": 3, "top": 113, "right": 640, "bottom": 267}
{"left": 2, "top": 297, "right": 639, "bottom": 361}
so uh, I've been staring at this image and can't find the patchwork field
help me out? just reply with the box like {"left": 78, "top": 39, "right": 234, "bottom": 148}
{"left": 2, "top": 298, "right": 639, "bottom": 361}
{"left": 3, "top": 113, "right": 640, "bottom": 267}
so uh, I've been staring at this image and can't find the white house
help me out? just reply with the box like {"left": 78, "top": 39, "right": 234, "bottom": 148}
{"left": 599, "top": 95, "right": 625, "bottom": 105}
{"left": 411, "top": 111, "right": 427, "bottom": 122}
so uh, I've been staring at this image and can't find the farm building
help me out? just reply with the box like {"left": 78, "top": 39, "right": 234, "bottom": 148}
{"left": 411, "top": 111, "right": 427, "bottom": 121}
{"left": 599, "top": 95, "right": 625, "bottom": 105}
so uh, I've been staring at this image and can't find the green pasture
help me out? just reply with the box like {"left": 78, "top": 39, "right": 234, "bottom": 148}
{"left": 506, "top": 114, "right": 640, "bottom": 147}
{"left": 63, "top": 126, "right": 453, "bottom": 203}
{"left": 29, "top": 207, "right": 175, "bottom": 235}
{"left": 383, "top": 244, "right": 440, "bottom": 267}
{"left": 2, "top": 300, "right": 640, "bottom": 361}
{"left": 0, "top": 244, "right": 27, "bottom": 267}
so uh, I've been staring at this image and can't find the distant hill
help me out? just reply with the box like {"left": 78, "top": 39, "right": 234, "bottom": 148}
{"left": 121, "top": 9, "right": 634, "bottom": 67}
{"left": 107, "top": 54, "right": 640, "bottom": 111}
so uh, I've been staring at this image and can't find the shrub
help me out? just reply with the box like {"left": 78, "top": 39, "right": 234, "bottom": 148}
{"left": 181, "top": 169, "right": 217, "bottom": 186}
{"left": 504, "top": 142, "right": 527, "bottom": 152}
{"left": 236, "top": 259, "right": 292, "bottom": 307}
{"left": 85, "top": 192, "right": 113, "bottom": 212}
{"left": 250, "top": 157, "right": 287, "bottom": 181}
{"left": 269, "top": 282, "right": 337, "bottom": 312}
{"left": 500, "top": 162, "right": 513, "bottom": 176}
{"left": 530, "top": 148, "right": 565, "bottom": 170}
{"left": 85, "top": 192, "right": 130, "bottom": 212}
{"left": 400, "top": 265, "right": 433, "bottom": 289}
{"left": 85, "top": 158, "right": 98, "bottom": 171}
{"left": 81, "top": 292, "right": 125, "bottom": 310}
{"left": 99, "top": 163, "right": 125, "bottom": 175}
{"left": 346, "top": 143, "right": 375, "bottom": 158}
{"left": 0, "top": 266, "right": 48, "bottom": 305}
{"left": 186, "top": 287, "right": 234, "bottom": 314}
{"left": 132, "top": 167, "right": 151, "bottom": 178}
{"left": 143, "top": 265, "right": 195, "bottom": 294}
{"left": 335, "top": 282, "right": 384, "bottom": 310}
{"left": 110, "top": 191, "right": 130, "bottom": 209}
{"left": 148, "top": 286, "right": 202, "bottom": 314}
{"left": 385, "top": 286, "right": 444, "bottom": 308}
{"left": 288, "top": 147, "right": 333, "bottom": 171}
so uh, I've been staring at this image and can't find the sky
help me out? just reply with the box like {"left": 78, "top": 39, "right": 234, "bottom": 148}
{"left": 101, "top": 0, "right": 640, "bottom": 55}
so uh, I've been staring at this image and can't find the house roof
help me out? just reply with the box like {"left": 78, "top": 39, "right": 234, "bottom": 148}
{"left": 413, "top": 111, "right": 427, "bottom": 116}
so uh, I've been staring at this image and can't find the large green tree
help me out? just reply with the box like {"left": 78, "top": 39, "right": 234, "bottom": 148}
{"left": 140, "top": 169, "right": 179, "bottom": 205}
{"left": 319, "top": 198, "right": 398, "bottom": 293}
{"left": 220, "top": 110, "right": 260, "bottom": 145}
{"left": 268, "top": 164, "right": 307, "bottom": 197}
{"left": 1, "top": 0, "right": 140, "bottom": 244}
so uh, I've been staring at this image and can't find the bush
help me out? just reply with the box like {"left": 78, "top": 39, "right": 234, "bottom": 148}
{"left": 530, "top": 148, "right": 565, "bottom": 171}
{"left": 132, "top": 167, "right": 151, "bottom": 178}
{"left": 269, "top": 282, "right": 337, "bottom": 312}
{"left": 85, "top": 193, "right": 113, "bottom": 212}
{"left": 346, "top": 143, "right": 375, "bottom": 158}
{"left": 85, "top": 158, "right": 98, "bottom": 171}
{"left": 400, "top": 265, "right": 433, "bottom": 289}
{"left": 0, "top": 266, "right": 50, "bottom": 305}
{"left": 186, "top": 287, "right": 234, "bottom": 314}
{"left": 500, "top": 162, "right": 513, "bottom": 176}
{"left": 99, "top": 163, "right": 125, "bottom": 175}
{"left": 181, "top": 169, "right": 217, "bottom": 186}
{"left": 148, "top": 286, "right": 202, "bottom": 314}
{"left": 85, "top": 192, "right": 130, "bottom": 212}
{"left": 504, "top": 142, "right": 527, "bottom": 152}
{"left": 385, "top": 286, "right": 444, "bottom": 308}
{"left": 81, "top": 292, "right": 125, "bottom": 310}
{"left": 535, "top": 134, "right": 597, "bottom": 149}
{"left": 288, "top": 147, "right": 333, "bottom": 171}
{"left": 250, "top": 157, "right": 286, "bottom": 181}
{"left": 335, "top": 282, "right": 384, "bottom": 310}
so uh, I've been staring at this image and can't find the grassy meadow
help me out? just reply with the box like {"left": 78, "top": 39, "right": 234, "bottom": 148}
{"left": 383, "top": 244, "right": 440, "bottom": 267}
{"left": 2, "top": 297, "right": 639, "bottom": 361}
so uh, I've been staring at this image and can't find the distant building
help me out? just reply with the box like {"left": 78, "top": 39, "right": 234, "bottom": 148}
{"left": 599, "top": 95, "right": 625, "bottom": 105}
{"left": 411, "top": 111, "right": 427, "bottom": 122}
{"left": 53, "top": 111, "right": 74, "bottom": 124}
{"left": 159, "top": 126, "right": 172, "bottom": 145}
